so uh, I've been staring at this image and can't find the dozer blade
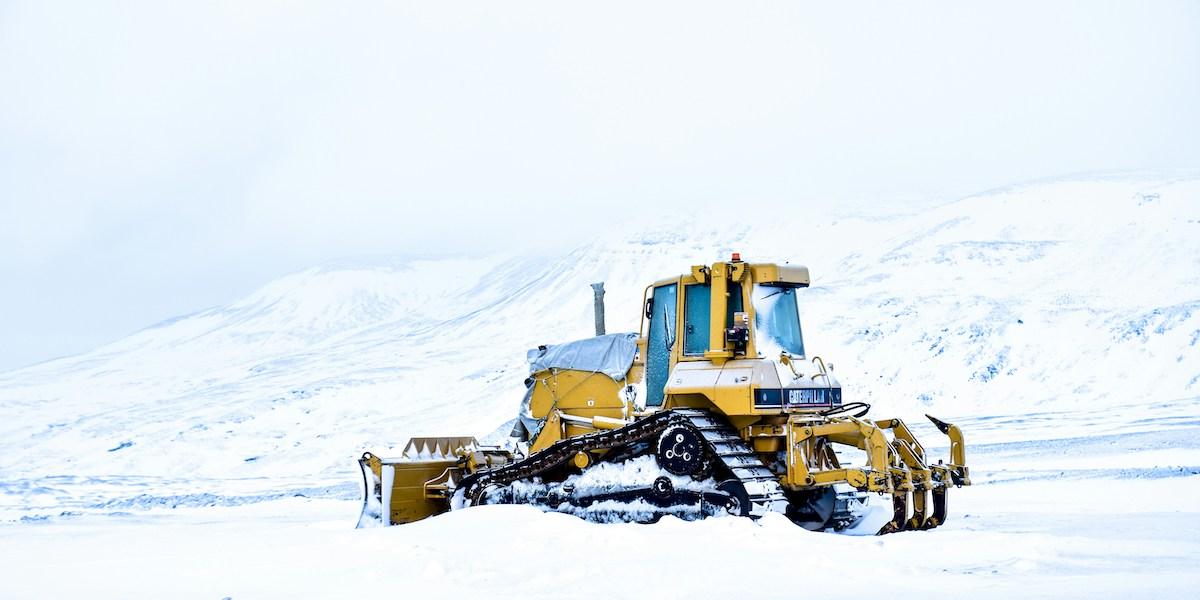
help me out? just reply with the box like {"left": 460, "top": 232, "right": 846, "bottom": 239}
{"left": 357, "top": 452, "right": 384, "bottom": 528}
{"left": 356, "top": 437, "right": 476, "bottom": 528}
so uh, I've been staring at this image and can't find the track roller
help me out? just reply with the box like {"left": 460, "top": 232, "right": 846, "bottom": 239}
{"left": 718, "top": 479, "right": 751, "bottom": 517}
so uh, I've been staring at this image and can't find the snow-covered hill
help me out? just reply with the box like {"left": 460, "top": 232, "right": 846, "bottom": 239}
{"left": 2, "top": 175, "right": 1197, "bottom": 485}
{"left": 1, "top": 174, "right": 1199, "bottom": 598}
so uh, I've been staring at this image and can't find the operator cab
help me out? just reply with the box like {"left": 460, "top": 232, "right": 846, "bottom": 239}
{"left": 641, "top": 255, "right": 832, "bottom": 411}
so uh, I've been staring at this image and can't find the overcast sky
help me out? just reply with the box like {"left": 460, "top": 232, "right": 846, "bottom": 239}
{"left": 1, "top": 1, "right": 1198, "bottom": 371}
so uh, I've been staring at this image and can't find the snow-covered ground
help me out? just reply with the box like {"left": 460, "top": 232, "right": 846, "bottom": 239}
{"left": 2, "top": 174, "right": 1199, "bottom": 598}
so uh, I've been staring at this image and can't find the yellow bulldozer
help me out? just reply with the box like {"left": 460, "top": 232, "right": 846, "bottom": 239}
{"left": 357, "top": 255, "right": 970, "bottom": 534}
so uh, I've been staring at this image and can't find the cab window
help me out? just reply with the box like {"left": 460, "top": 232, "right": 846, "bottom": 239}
{"left": 645, "top": 283, "right": 677, "bottom": 406}
{"left": 683, "top": 284, "right": 710, "bottom": 355}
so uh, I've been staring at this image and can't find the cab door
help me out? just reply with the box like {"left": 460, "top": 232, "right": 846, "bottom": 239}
{"left": 645, "top": 283, "right": 678, "bottom": 407}
{"left": 683, "top": 283, "right": 711, "bottom": 356}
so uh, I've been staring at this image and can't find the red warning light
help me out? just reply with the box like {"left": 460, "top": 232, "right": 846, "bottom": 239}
{"left": 731, "top": 252, "right": 742, "bottom": 262}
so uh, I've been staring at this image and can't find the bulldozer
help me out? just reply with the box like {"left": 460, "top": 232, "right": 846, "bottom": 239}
{"left": 357, "top": 255, "right": 970, "bottom": 534}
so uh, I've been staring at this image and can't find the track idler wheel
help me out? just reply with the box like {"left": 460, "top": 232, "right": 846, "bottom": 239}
{"left": 469, "top": 483, "right": 509, "bottom": 506}
{"left": 718, "top": 479, "right": 751, "bottom": 517}
{"left": 788, "top": 488, "right": 837, "bottom": 531}
{"left": 656, "top": 425, "right": 704, "bottom": 476}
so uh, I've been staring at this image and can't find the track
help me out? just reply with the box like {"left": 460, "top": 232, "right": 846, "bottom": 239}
{"left": 458, "top": 408, "right": 793, "bottom": 522}
{"left": 672, "top": 409, "right": 790, "bottom": 517}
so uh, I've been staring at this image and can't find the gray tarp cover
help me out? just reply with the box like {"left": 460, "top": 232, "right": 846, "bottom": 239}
{"left": 525, "top": 332, "right": 638, "bottom": 380}
{"left": 513, "top": 333, "right": 637, "bottom": 441}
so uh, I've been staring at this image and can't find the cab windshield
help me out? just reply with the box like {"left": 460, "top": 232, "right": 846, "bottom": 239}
{"left": 751, "top": 284, "right": 805, "bottom": 357}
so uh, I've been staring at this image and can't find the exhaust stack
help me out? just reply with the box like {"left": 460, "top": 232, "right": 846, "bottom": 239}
{"left": 591, "top": 282, "right": 606, "bottom": 336}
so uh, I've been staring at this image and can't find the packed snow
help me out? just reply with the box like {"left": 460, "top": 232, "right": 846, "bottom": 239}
{"left": 1, "top": 175, "right": 1199, "bottom": 598}
{"left": 495, "top": 455, "right": 726, "bottom": 523}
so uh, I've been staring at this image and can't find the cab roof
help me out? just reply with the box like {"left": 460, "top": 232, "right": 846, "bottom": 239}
{"left": 649, "top": 260, "right": 810, "bottom": 288}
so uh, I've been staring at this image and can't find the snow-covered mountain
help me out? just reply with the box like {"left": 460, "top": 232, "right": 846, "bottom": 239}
{"left": 2, "top": 174, "right": 1199, "bottom": 598}
{"left": 1, "top": 175, "right": 1198, "bottom": 508}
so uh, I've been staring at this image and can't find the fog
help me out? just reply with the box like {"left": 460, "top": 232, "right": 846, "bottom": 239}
{"left": 1, "top": 1, "right": 1198, "bottom": 370}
